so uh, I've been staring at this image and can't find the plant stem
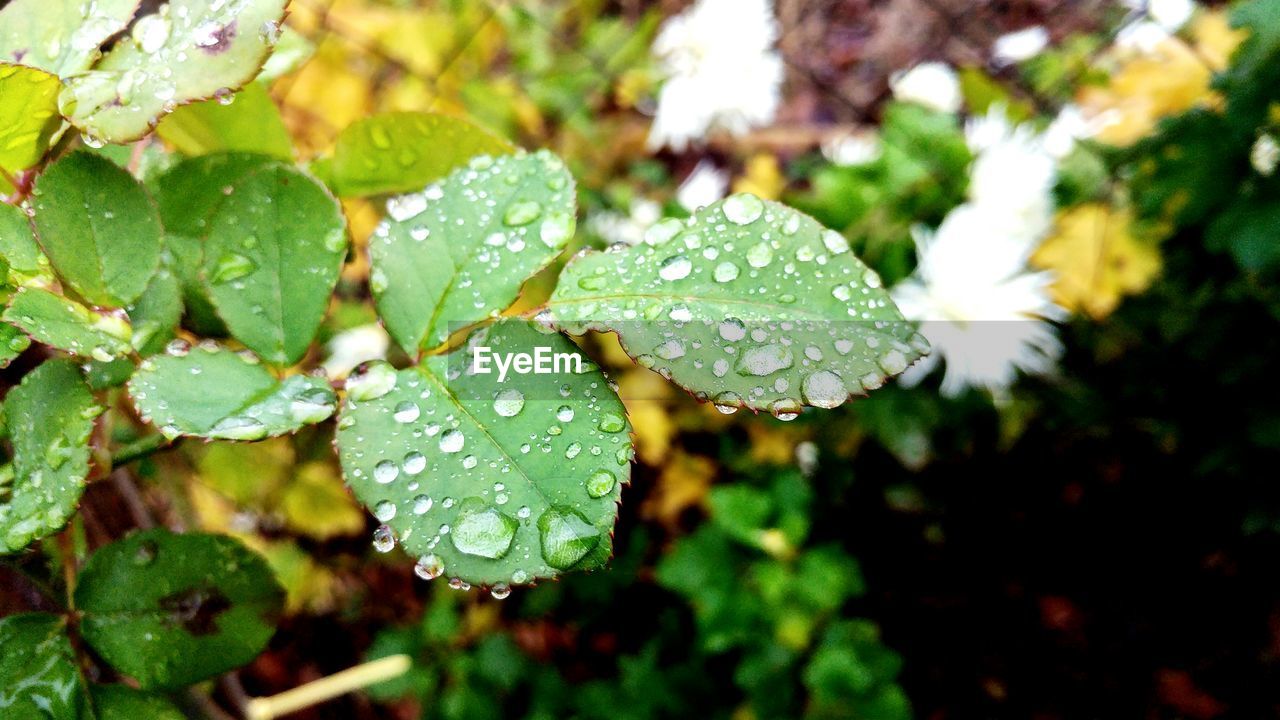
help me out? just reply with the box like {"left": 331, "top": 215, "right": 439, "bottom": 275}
{"left": 110, "top": 433, "right": 174, "bottom": 469}
{"left": 243, "top": 655, "right": 412, "bottom": 720}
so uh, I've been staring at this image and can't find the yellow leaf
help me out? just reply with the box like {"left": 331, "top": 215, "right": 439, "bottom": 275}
{"left": 192, "top": 438, "right": 293, "bottom": 508}
{"left": 642, "top": 450, "right": 716, "bottom": 528}
{"left": 1032, "top": 204, "right": 1161, "bottom": 319}
{"left": 732, "top": 154, "right": 785, "bottom": 200}
{"left": 1191, "top": 10, "right": 1248, "bottom": 71}
{"left": 279, "top": 461, "right": 366, "bottom": 540}
{"left": 745, "top": 422, "right": 805, "bottom": 465}
{"left": 255, "top": 539, "right": 340, "bottom": 614}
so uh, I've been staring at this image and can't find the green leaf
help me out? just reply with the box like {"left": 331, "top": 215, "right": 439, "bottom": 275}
{"left": 255, "top": 25, "right": 313, "bottom": 83}
{"left": 0, "top": 63, "right": 63, "bottom": 175}
{"left": 370, "top": 150, "right": 575, "bottom": 354}
{"left": 0, "top": 322, "right": 30, "bottom": 368}
{"left": 60, "top": 0, "right": 289, "bottom": 143}
{"left": 335, "top": 320, "right": 633, "bottom": 588}
{"left": 548, "top": 194, "right": 927, "bottom": 415}
{"left": 1218, "top": 0, "right": 1280, "bottom": 128}
{"left": 157, "top": 81, "right": 292, "bottom": 161}
{"left": 0, "top": 359, "right": 99, "bottom": 553}
{"left": 164, "top": 234, "right": 226, "bottom": 336}
{"left": 0, "top": 202, "right": 45, "bottom": 277}
{"left": 75, "top": 528, "right": 285, "bottom": 689}
{"left": 128, "top": 344, "right": 337, "bottom": 440}
{"left": 1206, "top": 195, "right": 1280, "bottom": 274}
{"left": 0, "top": 0, "right": 141, "bottom": 75}
{"left": 320, "top": 112, "right": 514, "bottom": 197}
{"left": 30, "top": 151, "right": 163, "bottom": 307}
{"left": 3, "top": 287, "right": 133, "bottom": 361}
{"left": 0, "top": 613, "right": 91, "bottom": 719}
{"left": 127, "top": 267, "right": 183, "bottom": 355}
{"left": 93, "top": 685, "right": 185, "bottom": 720}
{"left": 199, "top": 161, "right": 347, "bottom": 364}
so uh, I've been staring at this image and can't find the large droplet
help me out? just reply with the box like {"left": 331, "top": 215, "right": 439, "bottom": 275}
{"left": 598, "top": 412, "right": 626, "bottom": 433}
{"left": 586, "top": 469, "right": 616, "bottom": 498}
{"left": 211, "top": 253, "right": 255, "bottom": 284}
{"left": 537, "top": 506, "right": 602, "bottom": 570}
{"left": 722, "top": 193, "right": 764, "bottom": 225}
{"left": 713, "top": 261, "right": 740, "bottom": 283}
{"left": 414, "top": 554, "right": 444, "bottom": 580}
{"left": 346, "top": 362, "right": 397, "bottom": 401}
{"left": 373, "top": 460, "right": 400, "bottom": 484}
{"left": 802, "top": 370, "right": 847, "bottom": 409}
{"left": 492, "top": 389, "right": 525, "bottom": 417}
{"left": 403, "top": 451, "right": 427, "bottom": 475}
{"left": 208, "top": 416, "right": 267, "bottom": 441}
{"left": 372, "top": 525, "right": 396, "bottom": 553}
{"left": 393, "top": 401, "right": 420, "bottom": 423}
{"left": 439, "top": 429, "right": 465, "bottom": 453}
{"left": 504, "top": 200, "right": 542, "bottom": 226}
{"left": 450, "top": 498, "right": 518, "bottom": 559}
{"left": 735, "top": 344, "right": 794, "bottom": 377}
{"left": 658, "top": 255, "right": 692, "bottom": 281}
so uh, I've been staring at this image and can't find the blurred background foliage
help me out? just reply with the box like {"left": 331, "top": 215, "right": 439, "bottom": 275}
{"left": 6, "top": 0, "right": 1280, "bottom": 718}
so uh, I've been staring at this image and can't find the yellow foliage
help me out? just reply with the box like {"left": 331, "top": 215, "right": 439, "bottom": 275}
{"left": 279, "top": 462, "right": 366, "bottom": 541}
{"left": 1032, "top": 204, "right": 1162, "bottom": 320}
{"left": 745, "top": 421, "right": 805, "bottom": 466}
{"left": 642, "top": 450, "right": 716, "bottom": 528}
{"left": 1078, "top": 10, "right": 1244, "bottom": 147}
{"left": 732, "top": 154, "right": 785, "bottom": 200}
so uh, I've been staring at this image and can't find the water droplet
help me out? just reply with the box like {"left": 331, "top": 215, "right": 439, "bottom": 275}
{"left": 373, "top": 460, "right": 399, "bottom": 484}
{"left": 658, "top": 255, "right": 692, "bottom": 281}
{"left": 208, "top": 416, "right": 267, "bottom": 441}
{"left": 722, "top": 193, "right": 764, "bottom": 225}
{"left": 504, "top": 200, "right": 542, "bottom": 226}
{"left": 372, "top": 525, "right": 396, "bottom": 553}
{"left": 539, "top": 212, "right": 574, "bottom": 248}
{"left": 393, "top": 401, "right": 420, "bottom": 423}
{"left": 450, "top": 498, "right": 518, "bottom": 559}
{"left": 412, "top": 494, "right": 433, "bottom": 514}
{"left": 565, "top": 442, "right": 582, "bottom": 459}
{"left": 644, "top": 218, "right": 683, "bottom": 246}
{"left": 746, "top": 242, "right": 773, "bottom": 268}
{"left": 403, "top": 451, "right": 427, "bottom": 475}
{"left": 211, "top": 253, "right": 255, "bottom": 284}
{"left": 414, "top": 554, "right": 444, "bottom": 579}
{"left": 598, "top": 412, "right": 626, "bottom": 433}
{"left": 878, "top": 349, "right": 908, "bottom": 375}
{"left": 718, "top": 318, "right": 747, "bottom": 342}
{"left": 490, "top": 582, "right": 512, "bottom": 600}
{"left": 556, "top": 405, "right": 575, "bottom": 422}
{"left": 492, "top": 389, "right": 525, "bottom": 417}
{"left": 586, "top": 469, "right": 616, "bottom": 498}
{"left": 712, "top": 391, "right": 742, "bottom": 414}
{"left": 770, "top": 398, "right": 802, "bottom": 421}
{"left": 713, "top": 261, "right": 741, "bottom": 283}
{"left": 374, "top": 500, "right": 397, "bottom": 521}
{"left": 822, "top": 230, "right": 850, "bottom": 254}
{"left": 439, "top": 429, "right": 465, "bottom": 453}
{"left": 654, "top": 338, "right": 686, "bottom": 360}
{"left": 832, "top": 284, "right": 852, "bottom": 302}
{"left": 735, "top": 344, "right": 794, "bottom": 377}
{"left": 802, "top": 370, "right": 847, "bottom": 409}
{"left": 537, "top": 506, "right": 602, "bottom": 570}
{"left": 346, "top": 362, "right": 397, "bottom": 401}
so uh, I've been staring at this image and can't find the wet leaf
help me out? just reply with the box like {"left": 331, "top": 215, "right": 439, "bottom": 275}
{"left": 75, "top": 528, "right": 285, "bottom": 689}
{"left": 128, "top": 344, "right": 338, "bottom": 441}
{"left": 157, "top": 81, "right": 292, "bottom": 160}
{"left": 0, "top": 202, "right": 45, "bottom": 278}
{"left": 60, "top": 0, "right": 289, "bottom": 143}
{"left": 127, "top": 267, "right": 183, "bottom": 355}
{"left": 318, "top": 111, "right": 514, "bottom": 197}
{"left": 0, "top": 63, "right": 63, "bottom": 175}
{"left": 0, "top": 0, "right": 140, "bottom": 75}
{"left": 30, "top": 151, "right": 163, "bottom": 307}
{"left": 370, "top": 150, "right": 575, "bottom": 354}
{"left": 548, "top": 195, "right": 927, "bottom": 416}
{"left": 0, "top": 322, "right": 30, "bottom": 368}
{"left": 0, "top": 359, "right": 98, "bottom": 553}
{"left": 3, "top": 287, "right": 133, "bottom": 361}
{"left": 0, "top": 613, "right": 90, "bottom": 719}
{"left": 93, "top": 684, "right": 185, "bottom": 720}
{"left": 335, "top": 320, "right": 633, "bottom": 588}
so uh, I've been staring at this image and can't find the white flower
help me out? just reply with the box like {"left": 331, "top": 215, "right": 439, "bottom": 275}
{"left": 993, "top": 26, "right": 1050, "bottom": 64}
{"left": 586, "top": 198, "right": 663, "bottom": 246}
{"left": 891, "top": 205, "right": 1064, "bottom": 399}
{"left": 648, "top": 0, "right": 784, "bottom": 151}
{"left": 822, "top": 129, "right": 882, "bottom": 166}
{"left": 965, "top": 106, "right": 1058, "bottom": 246}
{"left": 677, "top": 161, "right": 729, "bottom": 211}
{"left": 1124, "top": 0, "right": 1195, "bottom": 32}
{"left": 1251, "top": 134, "right": 1279, "bottom": 177}
{"left": 1115, "top": 20, "right": 1172, "bottom": 52}
{"left": 321, "top": 324, "right": 390, "bottom": 380}
{"left": 890, "top": 62, "right": 961, "bottom": 114}
{"left": 1042, "top": 104, "right": 1104, "bottom": 159}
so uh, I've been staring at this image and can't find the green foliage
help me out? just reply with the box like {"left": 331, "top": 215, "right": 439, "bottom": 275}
{"left": 551, "top": 195, "right": 928, "bottom": 415}
{"left": 336, "top": 320, "right": 633, "bottom": 588}
{"left": 0, "top": 201, "right": 45, "bottom": 277}
{"left": 157, "top": 81, "right": 293, "bottom": 160}
{"left": 0, "top": 613, "right": 89, "bottom": 719}
{"left": 316, "top": 112, "right": 515, "bottom": 197}
{"left": 3, "top": 287, "right": 133, "bottom": 360}
{"left": 30, "top": 151, "right": 163, "bottom": 307}
{"left": 92, "top": 684, "right": 185, "bottom": 720}
{"left": 128, "top": 344, "right": 337, "bottom": 440}
{"left": 0, "top": 63, "right": 62, "bottom": 176}
{"left": 0, "top": 0, "right": 140, "bottom": 76}
{"left": 370, "top": 150, "right": 575, "bottom": 354}
{"left": 61, "top": 0, "right": 289, "bottom": 143}
{"left": 0, "top": 359, "right": 99, "bottom": 553}
{"left": 74, "top": 529, "right": 285, "bottom": 688}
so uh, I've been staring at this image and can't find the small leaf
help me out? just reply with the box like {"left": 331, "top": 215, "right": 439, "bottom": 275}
{"left": 548, "top": 195, "right": 927, "bottom": 415}
{"left": 0, "top": 359, "right": 98, "bottom": 553}
{"left": 320, "top": 112, "right": 514, "bottom": 197}
{"left": 335, "top": 320, "right": 633, "bottom": 588}
{"left": 0, "top": 613, "right": 90, "bottom": 719}
{"left": 0, "top": 63, "right": 63, "bottom": 175}
{"left": 30, "top": 151, "right": 163, "bottom": 307}
{"left": 157, "top": 81, "right": 292, "bottom": 161}
{"left": 4, "top": 287, "right": 133, "bottom": 361}
{"left": 0, "top": 0, "right": 140, "bottom": 75}
{"left": 199, "top": 161, "right": 347, "bottom": 364}
{"left": 128, "top": 344, "right": 338, "bottom": 440}
{"left": 0, "top": 322, "right": 31, "bottom": 368}
{"left": 93, "top": 684, "right": 186, "bottom": 720}
{"left": 128, "top": 267, "right": 184, "bottom": 355}
{"left": 370, "top": 150, "right": 575, "bottom": 354}
{"left": 75, "top": 528, "right": 285, "bottom": 689}
{"left": 60, "top": 0, "right": 289, "bottom": 143}
{"left": 0, "top": 202, "right": 45, "bottom": 277}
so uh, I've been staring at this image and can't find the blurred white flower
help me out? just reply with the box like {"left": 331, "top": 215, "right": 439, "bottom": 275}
{"left": 1042, "top": 104, "right": 1105, "bottom": 159}
{"left": 822, "top": 129, "right": 882, "bottom": 166}
{"left": 1124, "top": 0, "right": 1195, "bottom": 32}
{"left": 892, "top": 206, "right": 1064, "bottom": 399}
{"left": 965, "top": 106, "right": 1058, "bottom": 246}
{"left": 676, "top": 161, "right": 729, "bottom": 211}
{"left": 1251, "top": 134, "right": 1279, "bottom": 177}
{"left": 648, "top": 0, "right": 784, "bottom": 151}
{"left": 890, "top": 62, "right": 962, "bottom": 114}
{"left": 322, "top": 324, "right": 390, "bottom": 380}
{"left": 1115, "top": 20, "right": 1172, "bottom": 52}
{"left": 993, "top": 26, "right": 1050, "bottom": 64}
{"left": 586, "top": 198, "right": 663, "bottom": 246}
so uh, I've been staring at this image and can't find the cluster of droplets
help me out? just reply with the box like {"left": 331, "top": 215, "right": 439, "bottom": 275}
{"left": 552, "top": 194, "right": 928, "bottom": 416}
